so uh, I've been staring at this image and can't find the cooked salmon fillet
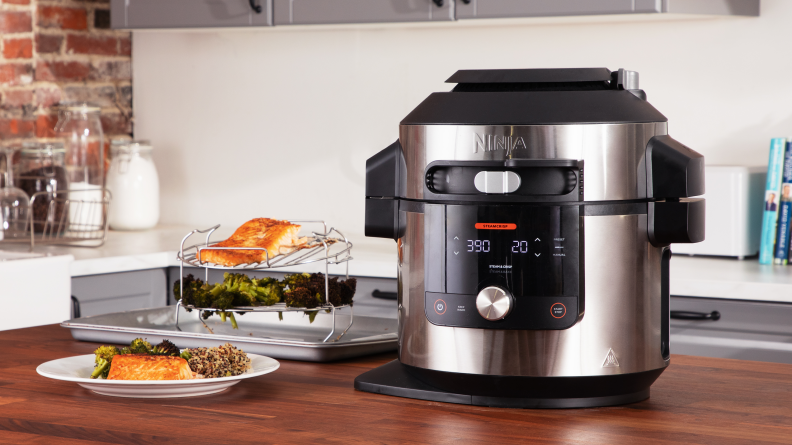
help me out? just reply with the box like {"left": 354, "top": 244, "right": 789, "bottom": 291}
{"left": 107, "top": 355, "right": 196, "bottom": 380}
{"left": 197, "top": 218, "right": 304, "bottom": 267}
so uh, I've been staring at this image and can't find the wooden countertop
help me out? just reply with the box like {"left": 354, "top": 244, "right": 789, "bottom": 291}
{"left": 4, "top": 324, "right": 792, "bottom": 444}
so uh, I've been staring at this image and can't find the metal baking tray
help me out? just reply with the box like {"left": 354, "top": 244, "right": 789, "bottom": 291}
{"left": 61, "top": 306, "right": 397, "bottom": 362}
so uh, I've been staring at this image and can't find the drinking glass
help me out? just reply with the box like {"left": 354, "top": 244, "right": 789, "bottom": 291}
{"left": 0, "top": 146, "right": 30, "bottom": 240}
{"left": 54, "top": 103, "right": 105, "bottom": 232}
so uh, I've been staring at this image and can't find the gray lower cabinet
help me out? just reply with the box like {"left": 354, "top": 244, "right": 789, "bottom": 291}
{"left": 670, "top": 296, "right": 792, "bottom": 364}
{"left": 273, "top": 0, "right": 453, "bottom": 25}
{"left": 72, "top": 269, "right": 167, "bottom": 318}
{"left": 110, "top": 0, "right": 272, "bottom": 29}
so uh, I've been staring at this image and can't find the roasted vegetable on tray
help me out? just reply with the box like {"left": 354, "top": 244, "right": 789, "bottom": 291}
{"left": 173, "top": 272, "right": 356, "bottom": 327}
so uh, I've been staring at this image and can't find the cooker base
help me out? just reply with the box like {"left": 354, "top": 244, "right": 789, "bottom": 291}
{"left": 354, "top": 360, "right": 664, "bottom": 409}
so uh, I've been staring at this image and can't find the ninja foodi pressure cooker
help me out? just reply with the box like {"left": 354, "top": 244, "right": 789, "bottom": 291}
{"left": 354, "top": 68, "right": 705, "bottom": 408}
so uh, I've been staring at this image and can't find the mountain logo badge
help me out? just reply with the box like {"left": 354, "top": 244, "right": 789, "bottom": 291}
{"left": 602, "top": 348, "right": 620, "bottom": 368}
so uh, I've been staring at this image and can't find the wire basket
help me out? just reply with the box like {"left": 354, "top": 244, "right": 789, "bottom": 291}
{"left": 0, "top": 189, "right": 110, "bottom": 248}
{"left": 175, "top": 221, "right": 355, "bottom": 342}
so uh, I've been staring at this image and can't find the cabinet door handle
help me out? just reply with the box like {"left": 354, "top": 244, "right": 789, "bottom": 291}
{"left": 71, "top": 295, "right": 82, "bottom": 318}
{"left": 432, "top": 0, "right": 443, "bottom": 7}
{"left": 670, "top": 310, "right": 721, "bottom": 321}
{"left": 249, "top": 0, "right": 262, "bottom": 14}
{"left": 372, "top": 289, "right": 398, "bottom": 300}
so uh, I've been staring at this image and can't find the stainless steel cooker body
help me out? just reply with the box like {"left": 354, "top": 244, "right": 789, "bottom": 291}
{"left": 397, "top": 123, "right": 669, "bottom": 377}
{"left": 359, "top": 68, "right": 704, "bottom": 406}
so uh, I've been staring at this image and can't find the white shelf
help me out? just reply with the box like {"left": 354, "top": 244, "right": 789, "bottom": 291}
{"left": 671, "top": 255, "right": 792, "bottom": 304}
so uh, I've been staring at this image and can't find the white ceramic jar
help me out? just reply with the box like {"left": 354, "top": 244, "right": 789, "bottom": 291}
{"left": 106, "top": 140, "right": 159, "bottom": 230}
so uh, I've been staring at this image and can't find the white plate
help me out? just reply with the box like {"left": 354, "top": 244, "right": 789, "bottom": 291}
{"left": 36, "top": 353, "right": 279, "bottom": 398}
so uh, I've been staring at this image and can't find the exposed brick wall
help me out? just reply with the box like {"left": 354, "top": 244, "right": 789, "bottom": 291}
{"left": 0, "top": 0, "right": 131, "bottom": 147}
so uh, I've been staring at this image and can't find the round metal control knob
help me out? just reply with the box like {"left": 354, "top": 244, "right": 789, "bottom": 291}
{"left": 476, "top": 286, "right": 512, "bottom": 321}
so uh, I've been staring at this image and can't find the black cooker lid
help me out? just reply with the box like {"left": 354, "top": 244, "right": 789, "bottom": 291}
{"left": 400, "top": 68, "right": 667, "bottom": 126}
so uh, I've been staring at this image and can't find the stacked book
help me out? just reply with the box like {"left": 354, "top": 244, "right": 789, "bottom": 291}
{"left": 760, "top": 138, "right": 792, "bottom": 265}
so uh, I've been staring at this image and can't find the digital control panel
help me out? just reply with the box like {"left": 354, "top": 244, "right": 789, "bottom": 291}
{"left": 425, "top": 204, "right": 582, "bottom": 330}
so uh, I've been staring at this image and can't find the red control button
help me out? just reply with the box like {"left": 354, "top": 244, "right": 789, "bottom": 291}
{"left": 551, "top": 303, "right": 566, "bottom": 319}
{"left": 434, "top": 299, "right": 447, "bottom": 315}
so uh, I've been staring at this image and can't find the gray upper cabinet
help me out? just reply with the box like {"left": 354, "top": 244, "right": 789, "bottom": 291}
{"left": 111, "top": 0, "right": 757, "bottom": 29}
{"left": 457, "top": 0, "right": 758, "bottom": 19}
{"left": 457, "top": 0, "right": 649, "bottom": 19}
{"left": 110, "top": 0, "right": 273, "bottom": 29}
{"left": 273, "top": 0, "right": 453, "bottom": 25}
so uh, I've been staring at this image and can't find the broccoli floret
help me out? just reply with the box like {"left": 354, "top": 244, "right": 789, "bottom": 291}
{"left": 286, "top": 273, "right": 358, "bottom": 306}
{"left": 228, "top": 312, "right": 239, "bottom": 329}
{"left": 174, "top": 274, "right": 206, "bottom": 309}
{"left": 94, "top": 345, "right": 120, "bottom": 363}
{"left": 283, "top": 273, "right": 311, "bottom": 290}
{"left": 91, "top": 357, "right": 112, "bottom": 379}
{"left": 284, "top": 286, "right": 322, "bottom": 309}
{"left": 90, "top": 345, "right": 120, "bottom": 379}
{"left": 150, "top": 339, "right": 179, "bottom": 356}
{"left": 223, "top": 273, "right": 283, "bottom": 307}
{"left": 322, "top": 275, "right": 356, "bottom": 306}
{"left": 338, "top": 277, "right": 357, "bottom": 306}
{"left": 249, "top": 277, "right": 283, "bottom": 306}
{"left": 210, "top": 282, "right": 236, "bottom": 310}
{"left": 129, "top": 338, "right": 152, "bottom": 354}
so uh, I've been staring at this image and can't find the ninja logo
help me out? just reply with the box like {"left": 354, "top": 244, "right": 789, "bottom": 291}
{"left": 473, "top": 134, "right": 527, "bottom": 155}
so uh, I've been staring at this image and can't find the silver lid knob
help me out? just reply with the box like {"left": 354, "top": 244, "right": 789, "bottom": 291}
{"left": 476, "top": 286, "right": 512, "bottom": 321}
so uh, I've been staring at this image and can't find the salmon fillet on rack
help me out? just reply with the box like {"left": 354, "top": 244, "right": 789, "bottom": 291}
{"left": 196, "top": 218, "right": 306, "bottom": 267}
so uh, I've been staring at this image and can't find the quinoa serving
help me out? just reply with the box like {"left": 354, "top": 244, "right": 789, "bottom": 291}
{"left": 184, "top": 343, "right": 252, "bottom": 378}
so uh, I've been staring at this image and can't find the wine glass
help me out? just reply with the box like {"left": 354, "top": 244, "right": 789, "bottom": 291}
{"left": 0, "top": 146, "right": 30, "bottom": 240}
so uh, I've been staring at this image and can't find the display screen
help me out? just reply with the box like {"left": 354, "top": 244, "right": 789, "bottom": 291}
{"left": 465, "top": 239, "right": 557, "bottom": 253}
{"left": 446, "top": 205, "right": 579, "bottom": 297}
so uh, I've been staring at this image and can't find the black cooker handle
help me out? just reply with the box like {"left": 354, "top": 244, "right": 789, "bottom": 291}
{"left": 646, "top": 135, "right": 704, "bottom": 199}
{"left": 646, "top": 135, "right": 706, "bottom": 246}
{"left": 670, "top": 310, "right": 721, "bottom": 321}
{"left": 648, "top": 198, "right": 705, "bottom": 246}
{"left": 365, "top": 140, "right": 406, "bottom": 240}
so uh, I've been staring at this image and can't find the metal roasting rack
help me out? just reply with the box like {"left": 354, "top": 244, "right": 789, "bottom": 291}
{"left": 175, "top": 221, "right": 355, "bottom": 342}
{"left": 0, "top": 189, "right": 110, "bottom": 248}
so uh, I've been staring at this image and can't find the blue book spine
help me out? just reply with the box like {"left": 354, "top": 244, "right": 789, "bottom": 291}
{"left": 760, "top": 138, "right": 787, "bottom": 264}
{"left": 777, "top": 140, "right": 792, "bottom": 265}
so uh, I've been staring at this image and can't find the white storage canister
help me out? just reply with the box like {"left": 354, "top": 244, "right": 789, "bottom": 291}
{"left": 106, "top": 140, "right": 160, "bottom": 230}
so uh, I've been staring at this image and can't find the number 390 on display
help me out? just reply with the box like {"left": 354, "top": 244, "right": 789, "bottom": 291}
{"left": 467, "top": 240, "right": 490, "bottom": 252}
